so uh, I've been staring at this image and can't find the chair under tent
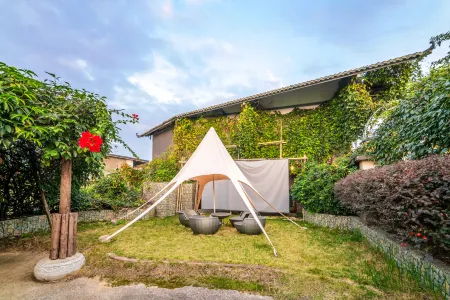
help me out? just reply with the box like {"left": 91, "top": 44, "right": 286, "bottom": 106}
{"left": 101, "top": 127, "right": 304, "bottom": 256}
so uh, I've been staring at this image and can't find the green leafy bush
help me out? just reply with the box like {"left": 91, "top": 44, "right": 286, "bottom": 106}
{"left": 82, "top": 171, "right": 143, "bottom": 210}
{"left": 141, "top": 150, "right": 179, "bottom": 182}
{"left": 291, "top": 158, "right": 355, "bottom": 215}
{"left": 334, "top": 155, "right": 450, "bottom": 261}
{"left": 81, "top": 152, "right": 179, "bottom": 210}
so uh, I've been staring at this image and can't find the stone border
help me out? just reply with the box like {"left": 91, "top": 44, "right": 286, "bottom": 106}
{"left": 0, "top": 182, "right": 198, "bottom": 239}
{"left": 0, "top": 209, "right": 154, "bottom": 239}
{"left": 302, "top": 210, "right": 450, "bottom": 298}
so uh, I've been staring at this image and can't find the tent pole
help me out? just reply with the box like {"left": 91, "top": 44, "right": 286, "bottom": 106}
{"left": 115, "top": 182, "right": 174, "bottom": 222}
{"left": 195, "top": 181, "right": 205, "bottom": 211}
{"left": 213, "top": 175, "right": 216, "bottom": 213}
{"left": 240, "top": 181, "right": 306, "bottom": 230}
{"left": 103, "top": 182, "right": 180, "bottom": 241}
{"left": 234, "top": 181, "right": 278, "bottom": 257}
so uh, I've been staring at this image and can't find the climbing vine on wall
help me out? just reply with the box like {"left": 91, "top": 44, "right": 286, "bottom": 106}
{"left": 172, "top": 80, "right": 374, "bottom": 164}
{"left": 171, "top": 62, "right": 419, "bottom": 167}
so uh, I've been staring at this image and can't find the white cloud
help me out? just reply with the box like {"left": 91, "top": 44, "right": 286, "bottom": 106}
{"left": 58, "top": 58, "right": 95, "bottom": 81}
{"left": 161, "top": 0, "right": 174, "bottom": 17}
{"left": 115, "top": 34, "right": 288, "bottom": 113}
{"left": 125, "top": 53, "right": 235, "bottom": 107}
{"left": 127, "top": 55, "right": 188, "bottom": 105}
{"left": 110, "top": 85, "right": 160, "bottom": 112}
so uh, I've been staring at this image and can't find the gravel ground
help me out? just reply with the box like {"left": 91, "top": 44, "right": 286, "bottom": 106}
{"left": 0, "top": 251, "right": 272, "bottom": 300}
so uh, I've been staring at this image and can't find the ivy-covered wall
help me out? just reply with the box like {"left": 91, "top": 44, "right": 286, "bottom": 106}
{"left": 173, "top": 81, "right": 373, "bottom": 168}
{"left": 169, "top": 62, "right": 417, "bottom": 174}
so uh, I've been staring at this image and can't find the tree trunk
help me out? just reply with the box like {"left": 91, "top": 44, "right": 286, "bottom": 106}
{"left": 59, "top": 158, "right": 72, "bottom": 214}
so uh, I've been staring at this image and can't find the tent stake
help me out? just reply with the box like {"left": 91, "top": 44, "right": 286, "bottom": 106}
{"left": 114, "top": 182, "right": 174, "bottom": 222}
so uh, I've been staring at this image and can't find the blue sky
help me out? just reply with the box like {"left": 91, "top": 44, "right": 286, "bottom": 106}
{"left": 1, "top": 0, "right": 449, "bottom": 160}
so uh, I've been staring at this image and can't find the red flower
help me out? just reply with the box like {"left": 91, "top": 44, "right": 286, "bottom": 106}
{"left": 401, "top": 243, "right": 407, "bottom": 247}
{"left": 132, "top": 113, "right": 139, "bottom": 120}
{"left": 416, "top": 233, "right": 422, "bottom": 237}
{"left": 78, "top": 131, "right": 103, "bottom": 153}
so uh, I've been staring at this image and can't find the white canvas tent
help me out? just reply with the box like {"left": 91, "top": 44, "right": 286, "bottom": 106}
{"left": 104, "top": 127, "right": 299, "bottom": 256}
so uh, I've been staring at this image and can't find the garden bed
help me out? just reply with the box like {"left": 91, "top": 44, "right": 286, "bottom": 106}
{"left": 0, "top": 217, "right": 441, "bottom": 299}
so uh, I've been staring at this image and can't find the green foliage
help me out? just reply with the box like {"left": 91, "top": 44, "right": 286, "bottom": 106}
{"left": 0, "top": 62, "right": 137, "bottom": 162}
{"left": 429, "top": 30, "right": 450, "bottom": 67}
{"left": 173, "top": 116, "right": 236, "bottom": 160}
{"left": 0, "top": 140, "right": 41, "bottom": 219}
{"left": 290, "top": 158, "right": 355, "bottom": 215}
{"left": 0, "top": 61, "right": 138, "bottom": 218}
{"left": 82, "top": 164, "right": 143, "bottom": 210}
{"left": 363, "top": 61, "right": 420, "bottom": 102}
{"left": 368, "top": 63, "right": 450, "bottom": 164}
{"left": 141, "top": 150, "right": 179, "bottom": 182}
{"left": 234, "top": 103, "right": 262, "bottom": 158}
{"left": 173, "top": 80, "right": 378, "bottom": 165}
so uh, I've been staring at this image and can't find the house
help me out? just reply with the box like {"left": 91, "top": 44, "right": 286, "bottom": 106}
{"left": 103, "top": 154, "right": 149, "bottom": 174}
{"left": 138, "top": 50, "right": 429, "bottom": 159}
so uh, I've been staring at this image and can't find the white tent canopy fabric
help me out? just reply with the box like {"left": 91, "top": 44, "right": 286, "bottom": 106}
{"left": 104, "top": 128, "right": 281, "bottom": 255}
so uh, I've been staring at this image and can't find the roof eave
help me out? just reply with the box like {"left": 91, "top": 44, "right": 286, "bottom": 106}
{"left": 138, "top": 48, "right": 430, "bottom": 138}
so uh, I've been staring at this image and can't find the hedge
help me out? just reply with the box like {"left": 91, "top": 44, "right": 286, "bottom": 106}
{"left": 291, "top": 159, "right": 355, "bottom": 215}
{"left": 334, "top": 155, "right": 450, "bottom": 260}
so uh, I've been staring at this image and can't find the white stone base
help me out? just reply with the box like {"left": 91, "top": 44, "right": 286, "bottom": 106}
{"left": 34, "top": 252, "right": 85, "bottom": 281}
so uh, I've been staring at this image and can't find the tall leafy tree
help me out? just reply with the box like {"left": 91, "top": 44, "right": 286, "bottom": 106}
{"left": 368, "top": 32, "right": 450, "bottom": 164}
{"left": 0, "top": 62, "right": 137, "bottom": 225}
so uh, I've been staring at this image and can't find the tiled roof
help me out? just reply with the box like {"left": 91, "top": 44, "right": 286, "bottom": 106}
{"left": 107, "top": 154, "right": 149, "bottom": 162}
{"left": 138, "top": 48, "right": 430, "bottom": 137}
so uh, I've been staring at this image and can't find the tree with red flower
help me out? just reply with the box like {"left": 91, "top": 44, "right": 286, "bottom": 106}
{"left": 0, "top": 62, "right": 139, "bottom": 261}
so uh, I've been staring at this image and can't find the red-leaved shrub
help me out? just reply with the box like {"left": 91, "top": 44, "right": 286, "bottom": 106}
{"left": 334, "top": 155, "right": 450, "bottom": 260}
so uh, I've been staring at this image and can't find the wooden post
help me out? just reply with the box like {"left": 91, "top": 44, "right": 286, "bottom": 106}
{"left": 50, "top": 214, "right": 62, "bottom": 260}
{"left": 59, "top": 213, "right": 69, "bottom": 259}
{"left": 67, "top": 213, "right": 76, "bottom": 257}
{"left": 72, "top": 213, "right": 78, "bottom": 254}
{"left": 59, "top": 158, "right": 72, "bottom": 214}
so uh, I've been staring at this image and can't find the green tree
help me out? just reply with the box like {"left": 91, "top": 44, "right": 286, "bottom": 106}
{"left": 0, "top": 62, "right": 136, "bottom": 233}
{"left": 368, "top": 63, "right": 450, "bottom": 164}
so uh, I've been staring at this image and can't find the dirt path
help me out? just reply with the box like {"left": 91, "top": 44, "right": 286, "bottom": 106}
{"left": 0, "top": 252, "right": 272, "bottom": 300}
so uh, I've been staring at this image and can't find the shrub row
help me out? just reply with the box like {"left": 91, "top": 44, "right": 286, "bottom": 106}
{"left": 334, "top": 155, "right": 450, "bottom": 259}
{"left": 291, "top": 158, "right": 355, "bottom": 215}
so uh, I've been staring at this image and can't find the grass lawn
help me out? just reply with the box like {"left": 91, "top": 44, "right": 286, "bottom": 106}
{"left": 2, "top": 216, "right": 440, "bottom": 299}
